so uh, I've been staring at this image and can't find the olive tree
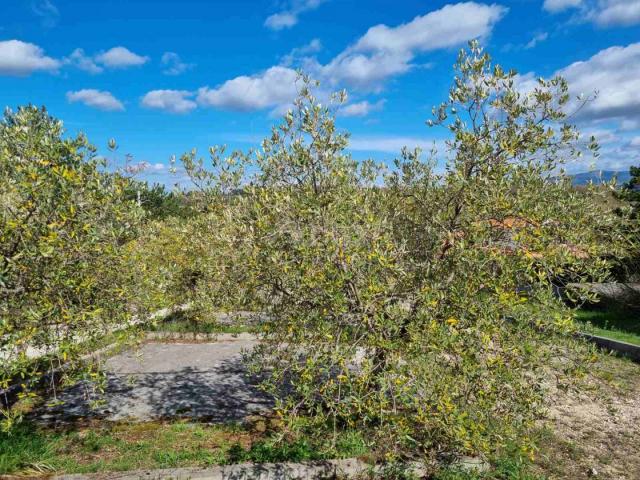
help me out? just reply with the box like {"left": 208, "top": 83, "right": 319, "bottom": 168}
{"left": 188, "top": 43, "right": 628, "bottom": 466}
{"left": 0, "top": 106, "right": 143, "bottom": 429}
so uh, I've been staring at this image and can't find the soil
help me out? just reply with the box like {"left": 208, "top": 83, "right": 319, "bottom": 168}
{"left": 535, "top": 354, "right": 640, "bottom": 480}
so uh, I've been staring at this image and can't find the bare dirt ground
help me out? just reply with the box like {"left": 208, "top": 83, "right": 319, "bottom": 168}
{"left": 535, "top": 354, "right": 640, "bottom": 480}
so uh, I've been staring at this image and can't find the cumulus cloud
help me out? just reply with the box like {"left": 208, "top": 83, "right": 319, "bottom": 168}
{"left": 280, "top": 38, "right": 322, "bottom": 66}
{"left": 516, "top": 42, "right": 640, "bottom": 127}
{"left": 352, "top": 3, "right": 506, "bottom": 53}
{"left": 321, "top": 51, "right": 414, "bottom": 92}
{"left": 64, "top": 46, "right": 149, "bottom": 73}
{"left": 95, "top": 46, "right": 149, "bottom": 68}
{"left": 515, "top": 42, "right": 640, "bottom": 172}
{"left": 338, "top": 99, "right": 386, "bottom": 117}
{"left": 197, "top": 66, "right": 300, "bottom": 111}
{"left": 0, "top": 40, "right": 60, "bottom": 76}
{"left": 0, "top": 41, "right": 147, "bottom": 77}
{"left": 64, "top": 48, "right": 103, "bottom": 74}
{"left": 156, "top": 3, "right": 504, "bottom": 114}
{"left": 141, "top": 90, "right": 197, "bottom": 114}
{"left": 588, "top": 136, "right": 640, "bottom": 172}
{"left": 321, "top": 2, "right": 506, "bottom": 91}
{"left": 186, "top": 3, "right": 507, "bottom": 113}
{"left": 591, "top": 0, "right": 640, "bottom": 27}
{"left": 264, "top": 0, "right": 326, "bottom": 30}
{"left": 66, "top": 89, "right": 125, "bottom": 111}
{"left": 544, "top": 0, "right": 640, "bottom": 27}
{"left": 161, "top": 52, "right": 194, "bottom": 76}
{"left": 557, "top": 43, "right": 640, "bottom": 124}
{"left": 543, "top": 0, "right": 583, "bottom": 13}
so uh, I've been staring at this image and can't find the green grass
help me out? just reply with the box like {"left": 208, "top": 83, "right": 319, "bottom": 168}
{"left": 0, "top": 420, "right": 369, "bottom": 475}
{"left": 435, "top": 459, "right": 543, "bottom": 480}
{"left": 575, "top": 307, "right": 640, "bottom": 346}
{"left": 0, "top": 421, "right": 233, "bottom": 474}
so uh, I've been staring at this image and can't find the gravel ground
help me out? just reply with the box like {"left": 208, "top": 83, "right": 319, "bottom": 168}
{"left": 535, "top": 354, "right": 640, "bottom": 480}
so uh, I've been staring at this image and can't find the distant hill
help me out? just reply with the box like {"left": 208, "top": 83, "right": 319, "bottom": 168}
{"left": 570, "top": 170, "right": 631, "bottom": 186}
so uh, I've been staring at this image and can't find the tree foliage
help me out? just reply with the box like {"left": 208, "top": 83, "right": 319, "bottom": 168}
{"left": 0, "top": 43, "right": 631, "bottom": 465}
{"left": 124, "top": 180, "right": 195, "bottom": 221}
{"left": 181, "top": 44, "right": 625, "bottom": 461}
{"left": 0, "top": 106, "right": 142, "bottom": 428}
{"left": 621, "top": 165, "right": 640, "bottom": 201}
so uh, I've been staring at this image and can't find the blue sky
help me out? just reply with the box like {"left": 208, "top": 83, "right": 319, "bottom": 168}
{"left": 2, "top": 0, "right": 640, "bottom": 185}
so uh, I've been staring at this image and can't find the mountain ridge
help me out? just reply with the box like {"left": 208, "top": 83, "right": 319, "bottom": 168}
{"left": 570, "top": 170, "right": 631, "bottom": 186}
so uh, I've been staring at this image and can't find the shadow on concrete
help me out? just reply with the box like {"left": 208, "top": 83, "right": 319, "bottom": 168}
{"left": 32, "top": 348, "right": 273, "bottom": 425}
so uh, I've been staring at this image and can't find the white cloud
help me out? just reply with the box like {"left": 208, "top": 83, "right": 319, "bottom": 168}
{"left": 281, "top": 38, "right": 322, "bottom": 66}
{"left": 588, "top": 137, "right": 640, "bottom": 171}
{"left": 141, "top": 90, "right": 197, "bottom": 114}
{"left": 64, "top": 46, "right": 149, "bottom": 73}
{"left": 504, "top": 31, "right": 549, "bottom": 52}
{"left": 349, "top": 136, "right": 444, "bottom": 153}
{"left": 161, "top": 52, "right": 194, "bottom": 76}
{"left": 95, "top": 46, "right": 149, "bottom": 68}
{"left": 321, "top": 2, "right": 507, "bottom": 91}
{"left": 130, "top": 161, "right": 166, "bottom": 172}
{"left": 558, "top": 43, "right": 640, "bottom": 123}
{"left": 620, "top": 119, "right": 640, "bottom": 131}
{"left": 516, "top": 43, "right": 640, "bottom": 127}
{"left": 191, "top": 3, "right": 506, "bottom": 113}
{"left": 543, "top": 0, "right": 582, "bottom": 13}
{"left": 0, "top": 40, "right": 60, "bottom": 76}
{"left": 66, "top": 89, "right": 125, "bottom": 111}
{"left": 581, "top": 127, "right": 619, "bottom": 145}
{"left": 264, "top": 0, "right": 326, "bottom": 30}
{"left": 591, "top": 0, "right": 640, "bottom": 27}
{"left": 197, "top": 66, "right": 300, "bottom": 111}
{"left": 338, "top": 99, "right": 386, "bottom": 117}
{"left": 545, "top": 0, "right": 640, "bottom": 27}
{"left": 517, "top": 43, "right": 640, "bottom": 172}
{"left": 514, "top": 72, "right": 538, "bottom": 92}
{"left": 352, "top": 3, "right": 506, "bottom": 53}
{"left": 32, "top": 0, "right": 60, "bottom": 28}
{"left": 265, "top": 12, "right": 298, "bottom": 30}
{"left": 525, "top": 32, "right": 548, "bottom": 49}
{"left": 64, "top": 48, "right": 103, "bottom": 74}
{"left": 321, "top": 51, "right": 414, "bottom": 91}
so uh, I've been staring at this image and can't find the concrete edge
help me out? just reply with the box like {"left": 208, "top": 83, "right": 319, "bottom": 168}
{"left": 578, "top": 332, "right": 640, "bottom": 361}
{"left": 46, "top": 456, "right": 489, "bottom": 480}
{"left": 144, "top": 332, "right": 258, "bottom": 343}
{"left": 50, "top": 459, "right": 373, "bottom": 480}
{"left": 145, "top": 324, "right": 640, "bottom": 364}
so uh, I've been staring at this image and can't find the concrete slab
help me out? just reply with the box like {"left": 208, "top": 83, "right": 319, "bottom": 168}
{"left": 34, "top": 335, "right": 273, "bottom": 424}
{"left": 52, "top": 459, "right": 367, "bottom": 480}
